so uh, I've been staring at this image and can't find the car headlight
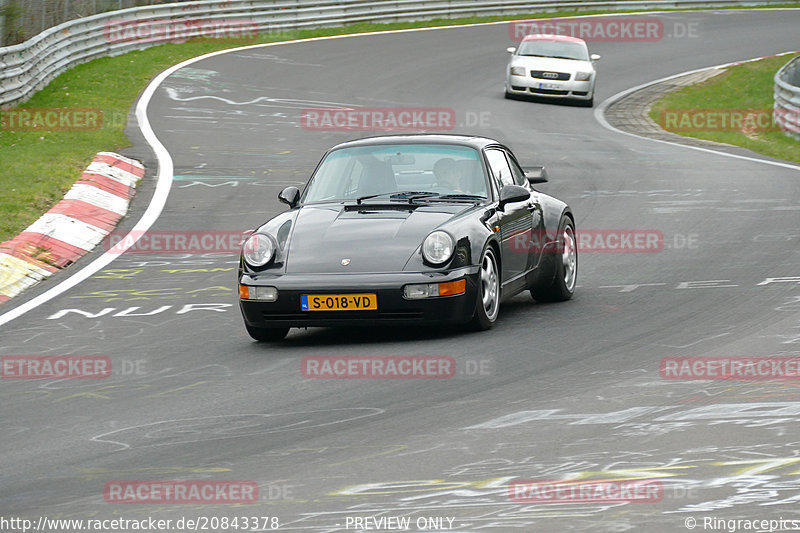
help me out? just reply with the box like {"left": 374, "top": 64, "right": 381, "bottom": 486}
{"left": 575, "top": 71, "right": 592, "bottom": 81}
{"left": 242, "top": 233, "right": 276, "bottom": 267}
{"left": 510, "top": 66, "right": 526, "bottom": 77}
{"left": 422, "top": 231, "right": 455, "bottom": 265}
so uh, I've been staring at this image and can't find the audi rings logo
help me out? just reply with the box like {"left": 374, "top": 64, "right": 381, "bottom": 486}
{"left": 542, "top": 72, "right": 559, "bottom": 79}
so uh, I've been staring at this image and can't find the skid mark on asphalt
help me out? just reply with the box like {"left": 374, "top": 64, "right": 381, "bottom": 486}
{"left": 229, "top": 52, "right": 323, "bottom": 67}
{"left": 0, "top": 363, "right": 235, "bottom": 406}
{"left": 90, "top": 408, "right": 385, "bottom": 450}
{"left": 271, "top": 444, "right": 800, "bottom": 530}
{"left": 164, "top": 87, "right": 356, "bottom": 110}
{"left": 77, "top": 465, "right": 232, "bottom": 481}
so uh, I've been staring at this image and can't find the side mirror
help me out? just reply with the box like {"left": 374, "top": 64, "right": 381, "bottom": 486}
{"left": 506, "top": 47, "right": 516, "bottom": 54}
{"left": 590, "top": 54, "right": 601, "bottom": 62}
{"left": 498, "top": 184, "right": 530, "bottom": 210}
{"left": 278, "top": 186, "right": 300, "bottom": 208}
{"left": 523, "top": 166, "right": 548, "bottom": 184}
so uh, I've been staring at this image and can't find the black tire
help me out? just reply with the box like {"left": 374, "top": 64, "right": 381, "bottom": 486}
{"left": 581, "top": 97, "right": 594, "bottom": 107}
{"left": 470, "top": 246, "right": 501, "bottom": 331}
{"left": 246, "top": 324, "right": 290, "bottom": 342}
{"left": 530, "top": 216, "right": 577, "bottom": 302}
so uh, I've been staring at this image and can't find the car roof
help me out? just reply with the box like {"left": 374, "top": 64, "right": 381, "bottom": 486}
{"left": 327, "top": 133, "right": 503, "bottom": 151}
{"left": 521, "top": 33, "right": 586, "bottom": 44}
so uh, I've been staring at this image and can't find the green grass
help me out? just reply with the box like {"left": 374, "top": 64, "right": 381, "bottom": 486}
{"left": 2, "top": 5, "right": 800, "bottom": 242}
{"left": 649, "top": 53, "right": 800, "bottom": 162}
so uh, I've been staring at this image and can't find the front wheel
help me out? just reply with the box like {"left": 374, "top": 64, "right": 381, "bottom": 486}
{"left": 530, "top": 216, "right": 577, "bottom": 302}
{"left": 470, "top": 246, "right": 501, "bottom": 330}
{"left": 246, "top": 324, "right": 290, "bottom": 342}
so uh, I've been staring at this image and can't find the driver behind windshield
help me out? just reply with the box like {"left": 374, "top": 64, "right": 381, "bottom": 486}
{"left": 433, "top": 158, "right": 464, "bottom": 192}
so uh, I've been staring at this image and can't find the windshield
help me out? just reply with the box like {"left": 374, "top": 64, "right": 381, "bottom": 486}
{"left": 303, "top": 143, "right": 488, "bottom": 203}
{"left": 518, "top": 40, "right": 589, "bottom": 61}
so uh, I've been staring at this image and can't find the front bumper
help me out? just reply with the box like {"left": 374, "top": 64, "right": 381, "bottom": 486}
{"left": 239, "top": 267, "right": 480, "bottom": 328}
{"left": 506, "top": 75, "right": 594, "bottom": 99}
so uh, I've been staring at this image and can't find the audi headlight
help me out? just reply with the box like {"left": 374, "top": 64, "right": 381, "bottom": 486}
{"left": 422, "top": 231, "right": 455, "bottom": 266}
{"left": 575, "top": 71, "right": 592, "bottom": 81}
{"left": 242, "top": 233, "right": 276, "bottom": 267}
{"left": 510, "top": 66, "right": 526, "bottom": 76}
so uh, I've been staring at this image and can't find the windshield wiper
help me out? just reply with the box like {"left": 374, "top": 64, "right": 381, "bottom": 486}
{"left": 436, "top": 194, "right": 486, "bottom": 200}
{"left": 356, "top": 191, "right": 395, "bottom": 204}
{"left": 355, "top": 191, "right": 440, "bottom": 204}
{"left": 396, "top": 191, "right": 441, "bottom": 203}
{"left": 550, "top": 55, "right": 578, "bottom": 60}
{"left": 427, "top": 194, "right": 486, "bottom": 203}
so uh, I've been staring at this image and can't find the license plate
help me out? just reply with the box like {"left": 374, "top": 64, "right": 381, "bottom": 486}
{"left": 301, "top": 293, "right": 377, "bottom": 311}
{"left": 538, "top": 82, "right": 560, "bottom": 90}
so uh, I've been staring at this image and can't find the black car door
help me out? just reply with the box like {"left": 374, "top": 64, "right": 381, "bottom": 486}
{"left": 506, "top": 151, "right": 545, "bottom": 271}
{"left": 484, "top": 148, "right": 532, "bottom": 292}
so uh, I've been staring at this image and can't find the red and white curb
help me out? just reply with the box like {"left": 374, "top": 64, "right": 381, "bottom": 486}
{"left": 0, "top": 152, "right": 143, "bottom": 304}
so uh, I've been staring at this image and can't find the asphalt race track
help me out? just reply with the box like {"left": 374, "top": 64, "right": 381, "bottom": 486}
{"left": 2, "top": 9, "right": 800, "bottom": 532}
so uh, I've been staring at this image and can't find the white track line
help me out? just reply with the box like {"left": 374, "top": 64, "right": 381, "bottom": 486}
{"left": 594, "top": 54, "right": 800, "bottom": 173}
{"left": 2, "top": 10, "right": 799, "bottom": 327}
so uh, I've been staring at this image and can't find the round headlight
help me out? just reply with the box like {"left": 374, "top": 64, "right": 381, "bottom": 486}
{"left": 242, "top": 233, "right": 275, "bottom": 267}
{"left": 422, "top": 231, "right": 455, "bottom": 265}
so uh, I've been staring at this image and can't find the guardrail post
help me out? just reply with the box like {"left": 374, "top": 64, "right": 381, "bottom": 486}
{"left": 774, "top": 56, "right": 800, "bottom": 140}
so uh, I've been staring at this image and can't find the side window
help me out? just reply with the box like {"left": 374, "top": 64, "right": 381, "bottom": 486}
{"left": 506, "top": 153, "right": 527, "bottom": 186}
{"left": 485, "top": 149, "right": 515, "bottom": 189}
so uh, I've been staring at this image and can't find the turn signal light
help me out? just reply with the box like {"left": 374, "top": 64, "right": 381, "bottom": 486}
{"left": 438, "top": 279, "right": 466, "bottom": 296}
{"left": 403, "top": 279, "right": 466, "bottom": 299}
{"left": 239, "top": 284, "right": 278, "bottom": 301}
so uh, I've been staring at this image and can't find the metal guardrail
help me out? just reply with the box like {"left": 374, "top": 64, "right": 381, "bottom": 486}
{"left": 774, "top": 55, "right": 800, "bottom": 139}
{"left": 1, "top": 1, "right": 178, "bottom": 46}
{"left": 0, "top": 0, "right": 790, "bottom": 107}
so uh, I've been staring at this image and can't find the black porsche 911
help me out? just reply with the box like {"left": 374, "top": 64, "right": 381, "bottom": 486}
{"left": 238, "top": 134, "right": 576, "bottom": 341}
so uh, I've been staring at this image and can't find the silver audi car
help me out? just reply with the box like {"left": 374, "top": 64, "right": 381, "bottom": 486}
{"left": 505, "top": 34, "right": 600, "bottom": 106}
